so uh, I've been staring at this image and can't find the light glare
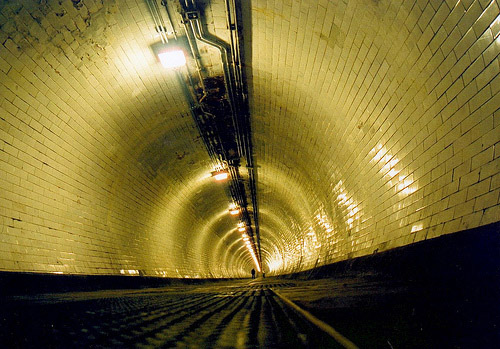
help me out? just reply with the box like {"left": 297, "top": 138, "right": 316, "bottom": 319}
{"left": 158, "top": 49, "right": 186, "bottom": 69}
{"left": 213, "top": 172, "right": 229, "bottom": 181}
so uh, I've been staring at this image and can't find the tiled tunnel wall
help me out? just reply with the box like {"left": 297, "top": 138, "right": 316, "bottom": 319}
{"left": 0, "top": 0, "right": 499, "bottom": 278}
{"left": 249, "top": 0, "right": 500, "bottom": 274}
{"left": 0, "top": 0, "right": 253, "bottom": 278}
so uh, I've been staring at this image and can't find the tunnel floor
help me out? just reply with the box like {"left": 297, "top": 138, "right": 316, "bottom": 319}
{"left": 1, "top": 276, "right": 498, "bottom": 348}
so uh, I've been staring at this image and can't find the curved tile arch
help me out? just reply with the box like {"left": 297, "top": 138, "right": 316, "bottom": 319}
{"left": 209, "top": 226, "right": 252, "bottom": 278}
{"left": 191, "top": 210, "right": 239, "bottom": 277}
{"left": 0, "top": 0, "right": 499, "bottom": 280}
{"left": 226, "top": 243, "right": 255, "bottom": 276}
{"left": 219, "top": 235, "right": 253, "bottom": 277}
{"left": 147, "top": 171, "right": 248, "bottom": 278}
{"left": 0, "top": 0, "right": 250, "bottom": 277}
{"left": 248, "top": 0, "right": 500, "bottom": 268}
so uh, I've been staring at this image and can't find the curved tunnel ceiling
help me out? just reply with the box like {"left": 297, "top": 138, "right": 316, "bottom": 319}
{"left": 0, "top": 0, "right": 499, "bottom": 278}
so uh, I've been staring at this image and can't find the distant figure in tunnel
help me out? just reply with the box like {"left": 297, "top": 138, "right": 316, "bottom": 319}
{"left": 251, "top": 268, "right": 255, "bottom": 279}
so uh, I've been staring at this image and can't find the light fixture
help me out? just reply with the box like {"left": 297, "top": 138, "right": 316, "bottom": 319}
{"left": 237, "top": 222, "right": 244, "bottom": 228}
{"left": 228, "top": 203, "right": 239, "bottom": 215}
{"left": 158, "top": 48, "right": 186, "bottom": 69}
{"left": 238, "top": 227, "right": 246, "bottom": 232}
{"left": 211, "top": 170, "right": 229, "bottom": 181}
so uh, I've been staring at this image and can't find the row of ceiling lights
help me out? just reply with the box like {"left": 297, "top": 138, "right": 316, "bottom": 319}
{"left": 146, "top": 0, "right": 261, "bottom": 272}
{"left": 212, "top": 169, "right": 261, "bottom": 272}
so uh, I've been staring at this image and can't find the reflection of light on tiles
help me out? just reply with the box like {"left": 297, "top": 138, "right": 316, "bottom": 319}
{"left": 398, "top": 179, "right": 416, "bottom": 195}
{"left": 268, "top": 258, "right": 283, "bottom": 272}
{"left": 371, "top": 144, "right": 418, "bottom": 197}
{"left": 382, "top": 157, "right": 399, "bottom": 175}
{"left": 155, "top": 270, "right": 169, "bottom": 277}
{"left": 333, "top": 180, "right": 362, "bottom": 229}
{"left": 401, "top": 186, "right": 417, "bottom": 195}
{"left": 490, "top": 14, "right": 500, "bottom": 39}
{"left": 411, "top": 223, "right": 424, "bottom": 233}
{"left": 337, "top": 193, "right": 347, "bottom": 204}
{"left": 347, "top": 205, "right": 359, "bottom": 217}
{"left": 387, "top": 168, "right": 399, "bottom": 178}
{"left": 315, "top": 211, "right": 335, "bottom": 235}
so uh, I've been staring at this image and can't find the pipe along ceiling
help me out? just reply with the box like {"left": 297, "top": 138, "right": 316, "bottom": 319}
{"left": 0, "top": 0, "right": 499, "bottom": 278}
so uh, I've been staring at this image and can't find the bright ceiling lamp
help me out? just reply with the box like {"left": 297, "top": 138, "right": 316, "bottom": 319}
{"left": 237, "top": 222, "right": 244, "bottom": 228}
{"left": 158, "top": 48, "right": 186, "bottom": 69}
{"left": 229, "top": 203, "right": 239, "bottom": 215}
{"left": 211, "top": 170, "right": 229, "bottom": 181}
{"left": 238, "top": 227, "right": 246, "bottom": 232}
{"left": 248, "top": 248, "right": 260, "bottom": 272}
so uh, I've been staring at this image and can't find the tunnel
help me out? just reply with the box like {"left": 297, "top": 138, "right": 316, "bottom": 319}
{"left": 0, "top": 0, "right": 499, "bottom": 347}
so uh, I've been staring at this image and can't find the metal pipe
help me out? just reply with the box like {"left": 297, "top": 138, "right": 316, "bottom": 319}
{"left": 152, "top": 0, "right": 169, "bottom": 38}
{"left": 225, "top": 0, "right": 243, "bottom": 103}
{"left": 179, "top": 6, "right": 243, "bottom": 156}
{"left": 146, "top": 0, "right": 168, "bottom": 43}
{"left": 189, "top": 19, "right": 234, "bottom": 109}
{"left": 188, "top": 17, "right": 245, "bottom": 157}
{"left": 225, "top": 0, "right": 248, "bottom": 157}
{"left": 176, "top": 70, "right": 220, "bottom": 167}
{"left": 160, "top": 1, "right": 207, "bottom": 95}
{"left": 226, "top": 0, "right": 262, "bottom": 265}
{"left": 182, "top": 2, "right": 262, "bottom": 269}
{"left": 182, "top": 19, "right": 207, "bottom": 95}
{"left": 161, "top": 0, "right": 178, "bottom": 40}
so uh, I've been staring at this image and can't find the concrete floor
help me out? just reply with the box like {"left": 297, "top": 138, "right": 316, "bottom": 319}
{"left": 1, "top": 275, "right": 498, "bottom": 348}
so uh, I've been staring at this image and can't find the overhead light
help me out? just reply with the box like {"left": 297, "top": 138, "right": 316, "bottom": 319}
{"left": 237, "top": 222, "right": 244, "bottom": 228}
{"left": 158, "top": 49, "right": 186, "bottom": 69}
{"left": 238, "top": 227, "right": 246, "bottom": 232}
{"left": 211, "top": 170, "right": 229, "bottom": 181}
{"left": 228, "top": 203, "right": 239, "bottom": 215}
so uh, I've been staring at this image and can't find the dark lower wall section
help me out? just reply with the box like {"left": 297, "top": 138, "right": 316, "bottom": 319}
{"left": 0, "top": 273, "right": 231, "bottom": 296}
{"left": 285, "top": 221, "right": 500, "bottom": 285}
{"left": 1, "top": 221, "right": 499, "bottom": 295}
